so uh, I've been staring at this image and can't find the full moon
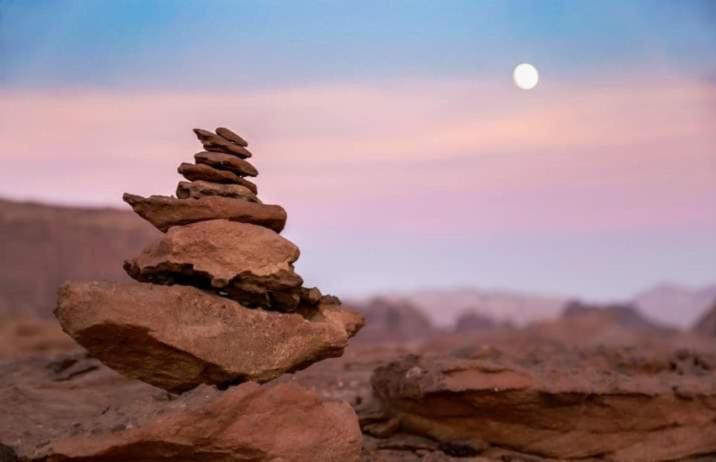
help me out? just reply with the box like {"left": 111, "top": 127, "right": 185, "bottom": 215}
{"left": 513, "top": 63, "right": 539, "bottom": 90}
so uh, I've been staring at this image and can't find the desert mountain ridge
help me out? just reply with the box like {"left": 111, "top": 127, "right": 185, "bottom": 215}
{"left": 1, "top": 196, "right": 714, "bottom": 328}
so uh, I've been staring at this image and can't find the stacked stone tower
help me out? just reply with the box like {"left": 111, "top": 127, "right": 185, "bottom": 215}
{"left": 56, "top": 127, "right": 363, "bottom": 393}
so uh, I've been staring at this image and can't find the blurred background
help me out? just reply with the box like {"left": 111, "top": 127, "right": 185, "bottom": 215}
{"left": 1, "top": 0, "right": 715, "bottom": 350}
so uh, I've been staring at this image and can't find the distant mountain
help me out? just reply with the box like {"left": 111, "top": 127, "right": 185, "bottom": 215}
{"left": 349, "top": 297, "right": 437, "bottom": 343}
{"left": 381, "top": 288, "right": 569, "bottom": 328}
{"left": 693, "top": 301, "right": 716, "bottom": 337}
{"left": 633, "top": 283, "right": 716, "bottom": 328}
{"left": 562, "top": 300, "right": 668, "bottom": 331}
{"left": 0, "top": 198, "right": 158, "bottom": 317}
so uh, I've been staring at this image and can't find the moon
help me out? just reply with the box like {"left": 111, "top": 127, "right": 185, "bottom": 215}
{"left": 513, "top": 63, "right": 539, "bottom": 90}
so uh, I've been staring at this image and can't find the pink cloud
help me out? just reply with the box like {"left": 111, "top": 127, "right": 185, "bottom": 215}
{"left": 0, "top": 75, "right": 714, "bottom": 236}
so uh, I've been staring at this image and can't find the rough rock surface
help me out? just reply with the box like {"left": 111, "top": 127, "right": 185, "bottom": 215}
{"left": 371, "top": 346, "right": 716, "bottom": 461}
{"left": 38, "top": 382, "right": 362, "bottom": 462}
{"left": 193, "top": 128, "right": 253, "bottom": 158}
{"left": 122, "top": 193, "right": 285, "bottom": 233}
{"left": 216, "top": 126, "right": 249, "bottom": 147}
{"left": 0, "top": 355, "right": 362, "bottom": 462}
{"left": 177, "top": 162, "right": 258, "bottom": 193}
{"left": 124, "top": 220, "right": 304, "bottom": 311}
{"left": 194, "top": 151, "right": 259, "bottom": 177}
{"left": 55, "top": 281, "right": 364, "bottom": 392}
{"left": 176, "top": 180, "right": 261, "bottom": 202}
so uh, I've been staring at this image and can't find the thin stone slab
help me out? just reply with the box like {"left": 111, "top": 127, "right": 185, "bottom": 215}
{"left": 55, "top": 281, "right": 364, "bottom": 393}
{"left": 178, "top": 162, "right": 258, "bottom": 193}
{"left": 216, "top": 126, "right": 249, "bottom": 147}
{"left": 193, "top": 128, "right": 253, "bottom": 158}
{"left": 194, "top": 151, "right": 258, "bottom": 177}
{"left": 124, "top": 220, "right": 304, "bottom": 311}
{"left": 123, "top": 193, "right": 285, "bottom": 233}
{"left": 176, "top": 180, "right": 261, "bottom": 203}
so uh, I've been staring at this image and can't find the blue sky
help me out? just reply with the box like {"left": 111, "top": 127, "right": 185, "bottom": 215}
{"left": 2, "top": 0, "right": 715, "bottom": 89}
{"left": 1, "top": 1, "right": 715, "bottom": 312}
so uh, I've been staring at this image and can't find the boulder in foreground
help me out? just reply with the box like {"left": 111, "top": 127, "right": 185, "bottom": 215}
{"left": 124, "top": 220, "right": 304, "bottom": 311}
{"left": 371, "top": 345, "right": 716, "bottom": 461}
{"left": 123, "top": 193, "right": 286, "bottom": 233}
{"left": 55, "top": 281, "right": 363, "bottom": 393}
{"left": 40, "top": 382, "right": 362, "bottom": 462}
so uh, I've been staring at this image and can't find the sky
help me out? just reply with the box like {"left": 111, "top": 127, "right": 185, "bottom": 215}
{"left": 1, "top": 0, "right": 715, "bottom": 303}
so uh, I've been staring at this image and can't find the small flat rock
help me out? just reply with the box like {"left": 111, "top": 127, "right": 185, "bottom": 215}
{"left": 123, "top": 193, "right": 285, "bottom": 233}
{"left": 192, "top": 128, "right": 253, "bottom": 158}
{"left": 176, "top": 180, "right": 261, "bottom": 203}
{"left": 178, "top": 162, "right": 257, "bottom": 193}
{"left": 38, "top": 382, "right": 362, "bottom": 462}
{"left": 124, "top": 219, "right": 304, "bottom": 311}
{"left": 55, "top": 281, "right": 364, "bottom": 393}
{"left": 216, "top": 126, "right": 249, "bottom": 147}
{"left": 371, "top": 346, "right": 716, "bottom": 461}
{"left": 194, "top": 151, "right": 258, "bottom": 177}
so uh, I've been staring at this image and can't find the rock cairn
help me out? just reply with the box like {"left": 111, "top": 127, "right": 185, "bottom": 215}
{"left": 56, "top": 127, "right": 363, "bottom": 393}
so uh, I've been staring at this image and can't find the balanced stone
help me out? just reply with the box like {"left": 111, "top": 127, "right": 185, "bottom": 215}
{"left": 123, "top": 193, "right": 286, "bottom": 233}
{"left": 216, "top": 126, "right": 249, "bottom": 147}
{"left": 178, "top": 162, "right": 258, "bottom": 193}
{"left": 193, "top": 128, "right": 253, "bottom": 158}
{"left": 194, "top": 151, "right": 258, "bottom": 177}
{"left": 55, "top": 281, "right": 364, "bottom": 393}
{"left": 124, "top": 220, "right": 303, "bottom": 311}
{"left": 176, "top": 180, "right": 261, "bottom": 203}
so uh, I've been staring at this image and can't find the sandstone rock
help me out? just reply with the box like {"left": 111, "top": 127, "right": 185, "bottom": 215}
{"left": 195, "top": 151, "right": 258, "bottom": 177}
{"left": 177, "top": 162, "right": 258, "bottom": 193}
{"left": 39, "top": 382, "right": 362, "bottom": 462}
{"left": 193, "top": 128, "right": 253, "bottom": 158}
{"left": 123, "top": 193, "right": 285, "bottom": 233}
{"left": 124, "top": 220, "right": 304, "bottom": 311}
{"left": 176, "top": 180, "right": 261, "bottom": 203}
{"left": 55, "top": 281, "right": 363, "bottom": 392}
{"left": 371, "top": 346, "right": 716, "bottom": 461}
{"left": 216, "top": 126, "right": 249, "bottom": 147}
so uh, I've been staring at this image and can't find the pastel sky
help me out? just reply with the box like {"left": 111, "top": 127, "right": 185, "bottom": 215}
{"left": 1, "top": 0, "right": 715, "bottom": 303}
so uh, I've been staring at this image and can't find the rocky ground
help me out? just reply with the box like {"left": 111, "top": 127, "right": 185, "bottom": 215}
{"left": 3, "top": 316, "right": 715, "bottom": 461}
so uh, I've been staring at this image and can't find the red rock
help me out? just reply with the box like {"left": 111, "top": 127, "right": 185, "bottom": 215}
{"left": 177, "top": 162, "right": 258, "bottom": 193}
{"left": 176, "top": 180, "right": 261, "bottom": 203}
{"left": 192, "top": 128, "right": 253, "bottom": 158}
{"left": 194, "top": 151, "right": 258, "bottom": 177}
{"left": 55, "top": 281, "right": 364, "bottom": 393}
{"left": 124, "top": 220, "right": 304, "bottom": 311}
{"left": 371, "top": 346, "right": 716, "bottom": 461}
{"left": 40, "top": 382, "right": 362, "bottom": 462}
{"left": 122, "top": 193, "right": 285, "bottom": 233}
{"left": 216, "top": 126, "right": 249, "bottom": 147}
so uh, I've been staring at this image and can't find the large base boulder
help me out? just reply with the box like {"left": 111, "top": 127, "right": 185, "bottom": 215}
{"left": 55, "top": 281, "right": 363, "bottom": 393}
{"left": 124, "top": 220, "right": 306, "bottom": 312}
{"left": 37, "top": 382, "right": 362, "bottom": 462}
{"left": 371, "top": 346, "right": 716, "bottom": 461}
{"left": 122, "top": 193, "right": 285, "bottom": 233}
